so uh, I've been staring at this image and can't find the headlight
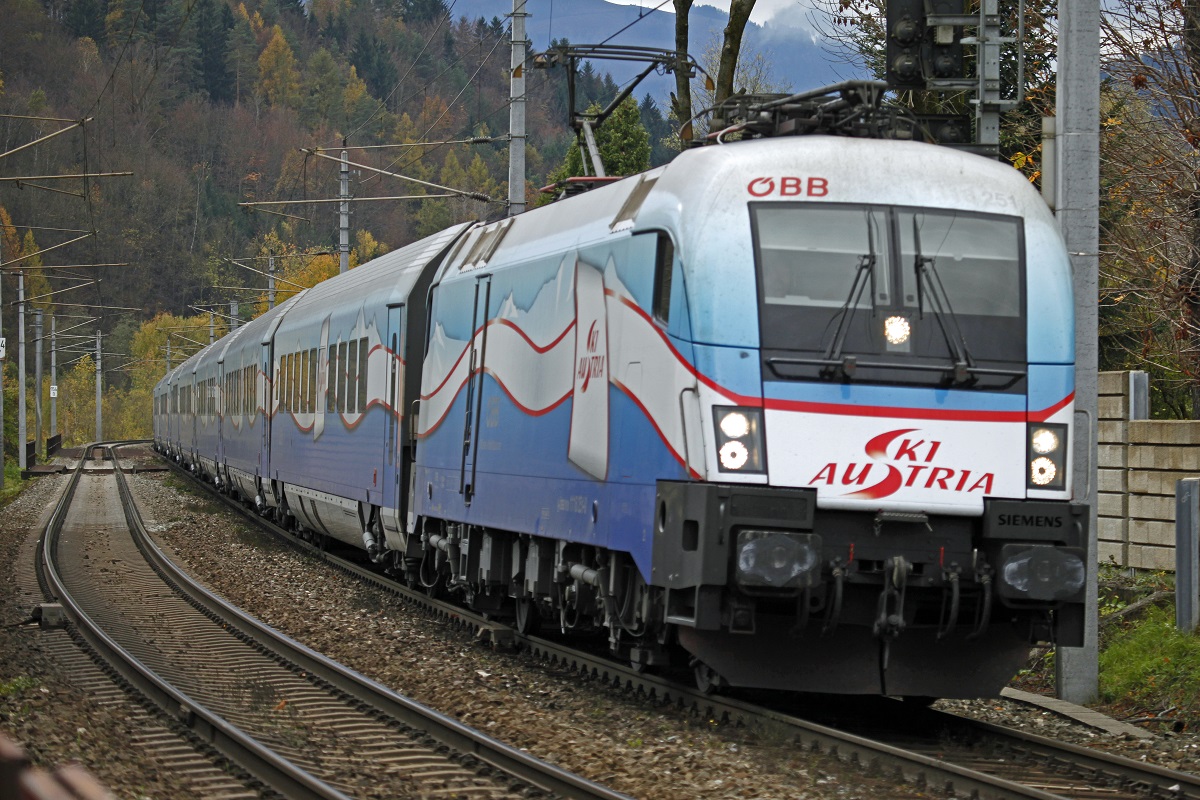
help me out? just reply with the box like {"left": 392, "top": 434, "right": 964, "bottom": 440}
{"left": 1031, "top": 428, "right": 1059, "bottom": 454}
{"left": 1027, "top": 423, "right": 1067, "bottom": 490}
{"left": 719, "top": 411, "right": 750, "bottom": 439}
{"left": 713, "top": 406, "right": 766, "bottom": 474}
{"left": 883, "top": 315, "right": 911, "bottom": 345}
{"left": 719, "top": 440, "right": 749, "bottom": 470}
{"left": 1030, "top": 457, "right": 1056, "bottom": 486}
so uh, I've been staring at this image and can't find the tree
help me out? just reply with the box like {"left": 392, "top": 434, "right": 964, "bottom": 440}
{"left": 194, "top": 0, "right": 233, "bottom": 103}
{"left": 714, "top": 0, "right": 755, "bottom": 105}
{"left": 225, "top": 8, "right": 259, "bottom": 106}
{"left": 301, "top": 47, "right": 345, "bottom": 129}
{"left": 1098, "top": 0, "right": 1200, "bottom": 415}
{"left": 256, "top": 25, "right": 300, "bottom": 108}
{"left": 65, "top": 0, "right": 106, "bottom": 43}
{"left": 671, "top": 0, "right": 695, "bottom": 138}
{"left": 685, "top": 29, "right": 789, "bottom": 139}
{"left": 20, "top": 231, "right": 52, "bottom": 316}
{"left": 639, "top": 94, "right": 675, "bottom": 166}
{"left": 543, "top": 97, "right": 651, "bottom": 195}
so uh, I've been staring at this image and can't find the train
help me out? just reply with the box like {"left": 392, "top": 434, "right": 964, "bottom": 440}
{"left": 154, "top": 85, "right": 1087, "bottom": 699}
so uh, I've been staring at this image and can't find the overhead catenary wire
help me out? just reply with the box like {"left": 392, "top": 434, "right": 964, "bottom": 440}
{"left": 379, "top": 23, "right": 512, "bottom": 176}
{"left": 343, "top": 0, "right": 460, "bottom": 143}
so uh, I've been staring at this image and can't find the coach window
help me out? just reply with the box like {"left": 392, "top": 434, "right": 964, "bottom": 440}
{"left": 326, "top": 346, "right": 336, "bottom": 413}
{"left": 651, "top": 232, "right": 675, "bottom": 325}
{"left": 357, "top": 337, "right": 368, "bottom": 413}
{"left": 338, "top": 341, "right": 349, "bottom": 414}
{"left": 347, "top": 339, "right": 359, "bottom": 413}
{"left": 300, "top": 350, "right": 309, "bottom": 413}
{"left": 307, "top": 348, "right": 317, "bottom": 413}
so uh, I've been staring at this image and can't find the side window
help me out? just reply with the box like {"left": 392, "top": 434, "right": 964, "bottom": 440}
{"left": 347, "top": 339, "right": 359, "bottom": 414}
{"left": 284, "top": 352, "right": 294, "bottom": 412}
{"left": 327, "top": 346, "right": 336, "bottom": 413}
{"left": 300, "top": 350, "right": 309, "bottom": 414}
{"left": 652, "top": 232, "right": 675, "bottom": 325}
{"left": 337, "top": 341, "right": 348, "bottom": 414}
{"left": 357, "top": 337, "right": 368, "bottom": 413}
{"left": 308, "top": 348, "right": 317, "bottom": 413}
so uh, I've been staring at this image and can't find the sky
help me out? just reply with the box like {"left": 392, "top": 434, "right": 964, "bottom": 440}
{"left": 601, "top": 0, "right": 811, "bottom": 26}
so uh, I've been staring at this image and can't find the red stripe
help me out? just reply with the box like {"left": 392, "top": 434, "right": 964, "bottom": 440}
{"left": 496, "top": 317, "right": 576, "bottom": 354}
{"left": 762, "top": 391, "right": 1074, "bottom": 422}
{"left": 485, "top": 367, "right": 572, "bottom": 417}
{"left": 417, "top": 370, "right": 571, "bottom": 439}
{"left": 606, "top": 292, "right": 761, "bottom": 407}
{"left": 612, "top": 378, "right": 702, "bottom": 480}
{"left": 421, "top": 318, "right": 574, "bottom": 401}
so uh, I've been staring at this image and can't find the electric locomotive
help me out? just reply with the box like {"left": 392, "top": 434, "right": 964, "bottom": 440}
{"left": 155, "top": 83, "right": 1086, "bottom": 698}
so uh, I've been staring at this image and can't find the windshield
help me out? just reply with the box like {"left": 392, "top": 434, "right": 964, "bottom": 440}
{"left": 752, "top": 203, "right": 1026, "bottom": 388}
{"left": 899, "top": 210, "right": 1021, "bottom": 318}
{"left": 758, "top": 206, "right": 891, "bottom": 310}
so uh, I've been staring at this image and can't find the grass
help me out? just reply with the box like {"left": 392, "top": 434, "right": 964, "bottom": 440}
{"left": 0, "top": 461, "right": 27, "bottom": 507}
{"left": 1099, "top": 604, "right": 1200, "bottom": 721}
{"left": 1012, "top": 564, "right": 1200, "bottom": 727}
{"left": 0, "top": 675, "right": 39, "bottom": 697}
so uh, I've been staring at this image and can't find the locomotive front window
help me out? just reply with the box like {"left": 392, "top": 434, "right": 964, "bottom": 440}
{"left": 753, "top": 202, "right": 1026, "bottom": 389}
{"left": 898, "top": 210, "right": 1021, "bottom": 318}
{"left": 758, "top": 206, "right": 891, "bottom": 310}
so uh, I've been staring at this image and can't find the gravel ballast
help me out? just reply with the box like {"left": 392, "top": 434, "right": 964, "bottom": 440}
{"left": 3, "top": 453, "right": 1200, "bottom": 798}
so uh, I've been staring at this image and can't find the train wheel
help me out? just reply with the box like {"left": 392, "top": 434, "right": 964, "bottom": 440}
{"left": 514, "top": 597, "right": 540, "bottom": 635}
{"left": 901, "top": 696, "right": 937, "bottom": 708}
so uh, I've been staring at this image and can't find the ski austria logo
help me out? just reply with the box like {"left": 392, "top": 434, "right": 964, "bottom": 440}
{"left": 747, "top": 176, "right": 829, "bottom": 198}
{"left": 808, "top": 428, "right": 995, "bottom": 500}
{"left": 576, "top": 321, "right": 606, "bottom": 393}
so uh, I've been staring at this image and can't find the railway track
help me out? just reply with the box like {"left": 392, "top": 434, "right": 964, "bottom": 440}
{"left": 40, "top": 443, "right": 630, "bottom": 800}
{"left": 152, "top": 445, "right": 1200, "bottom": 800}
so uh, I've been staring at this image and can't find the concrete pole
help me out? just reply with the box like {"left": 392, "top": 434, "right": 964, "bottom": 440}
{"left": 508, "top": 0, "right": 528, "bottom": 215}
{"left": 167, "top": 339, "right": 171, "bottom": 372}
{"left": 231, "top": 301, "right": 239, "bottom": 331}
{"left": 268, "top": 256, "right": 276, "bottom": 310}
{"left": 17, "top": 272, "right": 26, "bottom": 471}
{"left": 50, "top": 314, "right": 56, "bottom": 439}
{"left": 209, "top": 311, "right": 215, "bottom": 345}
{"left": 95, "top": 330, "right": 102, "bottom": 441}
{"left": 34, "top": 310, "right": 42, "bottom": 458}
{"left": 1054, "top": 0, "right": 1101, "bottom": 704}
{"left": 340, "top": 144, "right": 350, "bottom": 274}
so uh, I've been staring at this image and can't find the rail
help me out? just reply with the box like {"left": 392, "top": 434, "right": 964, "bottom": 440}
{"left": 112, "top": 443, "right": 631, "bottom": 800}
{"left": 157, "top": 446, "right": 1200, "bottom": 800}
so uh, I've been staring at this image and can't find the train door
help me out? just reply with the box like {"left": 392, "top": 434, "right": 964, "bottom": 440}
{"left": 458, "top": 274, "right": 491, "bottom": 504}
{"left": 384, "top": 304, "right": 405, "bottom": 525}
{"left": 189, "top": 376, "right": 198, "bottom": 460}
{"left": 260, "top": 342, "right": 271, "bottom": 479}
{"left": 216, "top": 361, "right": 225, "bottom": 472}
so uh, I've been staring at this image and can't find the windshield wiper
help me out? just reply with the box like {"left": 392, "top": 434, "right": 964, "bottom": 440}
{"left": 913, "top": 217, "right": 975, "bottom": 385}
{"left": 822, "top": 215, "right": 878, "bottom": 378}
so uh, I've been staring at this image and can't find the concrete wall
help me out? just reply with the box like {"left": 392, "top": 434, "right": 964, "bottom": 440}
{"left": 1098, "top": 370, "right": 1185, "bottom": 571}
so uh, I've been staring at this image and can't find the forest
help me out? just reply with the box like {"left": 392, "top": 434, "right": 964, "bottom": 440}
{"left": 4, "top": 0, "right": 1200, "bottom": 454}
